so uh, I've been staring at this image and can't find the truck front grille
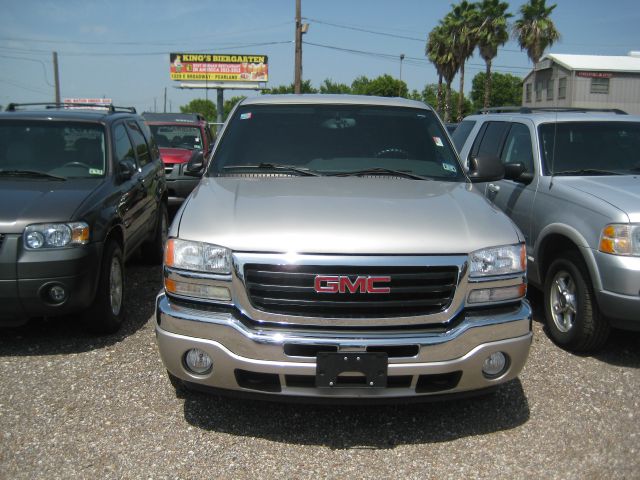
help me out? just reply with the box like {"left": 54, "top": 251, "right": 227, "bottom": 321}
{"left": 244, "top": 264, "right": 458, "bottom": 318}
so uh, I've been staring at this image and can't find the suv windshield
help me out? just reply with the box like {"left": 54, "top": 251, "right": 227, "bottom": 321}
{"left": 539, "top": 121, "right": 640, "bottom": 175}
{"left": 149, "top": 125, "right": 203, "bottom": 150}
{"left": 210, "top": 104, "right": 464, "bottom": 180}
{"left": 0, "top": 121, "right": 106, "bottom": 178}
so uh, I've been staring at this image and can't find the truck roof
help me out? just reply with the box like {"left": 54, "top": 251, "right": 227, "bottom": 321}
{"left": 241, "top": 94, "right": 432, "bottom": 110}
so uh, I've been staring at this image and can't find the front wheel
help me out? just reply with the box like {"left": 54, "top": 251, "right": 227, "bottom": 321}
{"left": 85, "top": 241, "right": 125, "bottom": 334}
{"left": 543, "top": 251, "right": 609, "bottom": 352}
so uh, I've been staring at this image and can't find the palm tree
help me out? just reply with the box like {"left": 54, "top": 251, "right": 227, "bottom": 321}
{"left": 426, "top": 26, "right": 448, "bottom": 116}
{"left": 427, "top": 24, "right": 458, "bottom": 122}
{"left": 444, "top": 1, "right": 481, "bottom": 122}
{"left": 513, "top": 0, "right": 560, "bottom": 66}
{"left": 477, "top": 0, "right": 512, "bottom": 109}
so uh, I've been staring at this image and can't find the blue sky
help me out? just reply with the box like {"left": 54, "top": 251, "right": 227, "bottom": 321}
{"left": 1, "top": 0, "right": 639, "bottom": 113}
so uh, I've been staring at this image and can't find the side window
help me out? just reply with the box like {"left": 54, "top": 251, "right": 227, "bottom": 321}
{"left": 114, "top": 123, "right": 136, "bottom": 164}
{"left": 126, "top": 120, "right": 151, "bottom": 167}
{"left": 451, "top": 120, "right": 476, "bottom": 152}
{"left": 470, "top": 121, "right": 509, "bottom": 159}
{"left": 137, "top": 120, "right": 160, "bottom": 160}
{"left": 501, "top": 123, "right": 534, "bottom": 173}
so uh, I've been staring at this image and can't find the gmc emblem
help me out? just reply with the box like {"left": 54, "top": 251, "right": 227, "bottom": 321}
{"left": 314, "top": 275, "right": 391, "bottom": 294}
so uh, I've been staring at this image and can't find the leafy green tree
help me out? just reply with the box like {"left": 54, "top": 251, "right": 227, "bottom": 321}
{"left": 264, "top": 80, "right": 317, "bottom": 94}
{"left": 351, "top": 75, "right": 372, "bottom": 95}
{"left": 319, "top": 79, "right": 352, "bottom": 94}
{"left": 366, "top": 74, "right": 408, "bottom": 97}
{"left": 513, "top": 0, "right": 560, "bottom": 65}
{"left": 471, "top": 72, "right": 523, "bottom": 110}
{"left": 420, "top": 84, "right": 473, "bottom": 120}
{"left": 223, "top": 96, "right": 246, "bottom": 119}
{"left": 180, "top": 99, "right": 216, "bottom": 122}
{"left": 477, "top": 0, "right": 512, "bottom": 109}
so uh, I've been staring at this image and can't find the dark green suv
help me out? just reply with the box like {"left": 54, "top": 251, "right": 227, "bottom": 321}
{"left": 0, "top": 103, "right": 168, "bottom": 334}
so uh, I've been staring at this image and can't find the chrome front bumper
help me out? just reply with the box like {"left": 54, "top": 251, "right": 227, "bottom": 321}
{"left": 155, "top": 294, "right": 532, "bottom": 400}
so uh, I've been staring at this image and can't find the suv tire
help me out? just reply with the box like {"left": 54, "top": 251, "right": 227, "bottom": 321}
{"left": 141, "top": 203, "right": 168, "bottom": 265}
{"left": 543, "top": 251, "right": 609, "bottom": 352}
{"left": 85, "top": 241, "right": 125, "bottom": 334}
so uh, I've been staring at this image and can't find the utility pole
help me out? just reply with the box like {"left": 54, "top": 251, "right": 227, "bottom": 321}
{"left": 52, "top": 51, "right": 60, "bottom": 103}
{"left": 163, "top": 87, "right": 167, "bottom": 113}
{"left": 294, "top": 0, "right": 302, "bottom": 94}
{"left": 398, "top": 54, "right": 405, "bottom": 97}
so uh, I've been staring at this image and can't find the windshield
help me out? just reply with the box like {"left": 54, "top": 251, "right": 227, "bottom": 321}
{"left": 210, "top": 104, "right": 464, "bottom": 180}
{"left": 149, "top": 124, "right": 203, "bottom": 150}
{"left": 0, "top": 121, "right": 106, "bottom": 179}
{"left": 539, "top": 121, "right": 640, "bottom": 175}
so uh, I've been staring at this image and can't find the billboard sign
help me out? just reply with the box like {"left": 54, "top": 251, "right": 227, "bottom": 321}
{"left": 169, "top": 53, "right": 268, "bottom": 82}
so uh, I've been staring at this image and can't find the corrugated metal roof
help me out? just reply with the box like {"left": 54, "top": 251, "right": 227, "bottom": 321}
{"left": 545, "top": 53, "right": 640, "bottom": 72}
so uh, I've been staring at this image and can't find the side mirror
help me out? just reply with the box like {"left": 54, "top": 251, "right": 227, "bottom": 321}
{"left": 184, "top": 150, "right": 205, "bottom": 177}
{"left": 118, "top": 158, "right": 137, "bottom": 180}
{"left": 504, "top": 162, "right": 534, "bottom": 184}
{"left": 467, "top": 155, "right": 505, "bottom": 183}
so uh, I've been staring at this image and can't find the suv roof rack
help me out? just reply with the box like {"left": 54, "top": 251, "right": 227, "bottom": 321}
{"left": 476, "top": 106, "right": 627, "bottom": 115}
{"left": 5, "top": 102, "right": 137, "bottom": 113}
{"left": 142, "top": 112, "right": 206, "bottom": 123}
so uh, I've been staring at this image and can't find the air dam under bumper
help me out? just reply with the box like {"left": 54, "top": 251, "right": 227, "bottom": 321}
{"left": 155, "top": 294, "right": 532, "bottom": 400}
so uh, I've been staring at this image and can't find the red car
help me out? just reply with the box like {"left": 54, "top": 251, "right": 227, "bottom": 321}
{"left": 143, "top": 112, "right": 213, "bottom": 204}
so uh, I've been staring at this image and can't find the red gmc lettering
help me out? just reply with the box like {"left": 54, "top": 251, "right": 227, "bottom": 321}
{"left": 314, "top": 276, "right": 391, "bottom": 294}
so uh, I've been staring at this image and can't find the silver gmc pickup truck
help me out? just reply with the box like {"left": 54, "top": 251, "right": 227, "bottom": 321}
{"left": 155, "top": 95, "right": 532, "bottom": 401}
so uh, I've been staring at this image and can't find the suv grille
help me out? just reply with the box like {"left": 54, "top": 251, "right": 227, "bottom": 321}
{"left": 244, "top": 264, "right": 458, "bottom": 318}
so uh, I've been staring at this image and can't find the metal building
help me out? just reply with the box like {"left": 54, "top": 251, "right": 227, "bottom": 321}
{"left": 522, "top": 53, "right": 640, "bottom": 114}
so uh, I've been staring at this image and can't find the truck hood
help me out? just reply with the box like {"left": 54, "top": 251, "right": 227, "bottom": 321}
{"left": 560, "top": 175, "right": 640, "bottom": 222}
{"left": 0, "top": 179, "right": 99, "bottom": 233}
{"left": 175, "top": 177, "right": 521, "bottom": 255}
{"left": 160, "top": 148, "right": 194, "bottom": 165}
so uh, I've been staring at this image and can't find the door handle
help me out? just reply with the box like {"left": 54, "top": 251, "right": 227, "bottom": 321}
{"left": 488, "top": 183, "right": 500, "bottom": 194}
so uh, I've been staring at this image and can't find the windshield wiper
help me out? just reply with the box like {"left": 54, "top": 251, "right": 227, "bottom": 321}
{"left": 222, "top": 163, "right": 321, "bottom": 176}
{"left": 332, "top": 168, "right": 431, "bottom": 180}
{"left": 553, "top": 169, "right": 622, "bottom": 176}
{"left": 0, "top": 169, "right": 66, "bottom": 180}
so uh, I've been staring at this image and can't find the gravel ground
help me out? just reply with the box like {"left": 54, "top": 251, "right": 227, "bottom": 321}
{"left": 0, "top": 259, "right": 638, "bottom": 480}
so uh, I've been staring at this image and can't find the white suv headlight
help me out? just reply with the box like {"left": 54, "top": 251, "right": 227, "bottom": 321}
{"left": 164, "top": 238, "right": 231, "bottom": 274}
{"left": 469, "top": 243, "right": 526, "bottom": 278}
{"left": 599, "top": 224, "right": 640, "bottom": 256}
{"left": 24, "top": 222, "right": 89, "bottom": 249}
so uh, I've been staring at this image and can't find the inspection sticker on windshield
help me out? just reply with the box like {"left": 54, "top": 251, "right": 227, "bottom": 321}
{"left": 240, "top": 112, "right": 253, "bottom": 120}
{"left": 442, "top": 163, "right": 457, "bottom": 173}
{"left": 89, "top": 169, "right": 103, "bottom": 175}
{"left": 433, "top": 136, "right": 444, "bottom": 147}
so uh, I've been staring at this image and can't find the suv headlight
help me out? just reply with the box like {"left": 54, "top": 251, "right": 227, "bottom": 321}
{"left": 599, "top": 224, "right": 640, "bottom": 256}
{"left": 24, "top": 222, "right": 89, "bottom": 249}
{"left": 469, "top": 243, "right": 526, "bottom": 278}
{"left": 164, "top": 238, "right": 231, "bottom": 274}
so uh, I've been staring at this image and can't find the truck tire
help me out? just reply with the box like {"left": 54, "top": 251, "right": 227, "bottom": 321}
{"left": 141, "top": 203, "right": 168, "bottom": 265}
{"left": 543, "top": 251, "right": 609, "bottom": 352}
{"left": 85, "top": 241, "right": 125, "bottom": 334}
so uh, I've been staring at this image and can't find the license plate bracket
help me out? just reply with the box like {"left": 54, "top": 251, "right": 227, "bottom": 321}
{"left": 316, "top": 352, "right": 388, "bottom": 388}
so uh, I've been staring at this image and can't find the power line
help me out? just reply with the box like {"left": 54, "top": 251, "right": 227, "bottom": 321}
{"left": 0, "top": 41, "right": 292, "bottom": 57}
{"left": 305, "top": 17, "right": 426, "bottom": 42}
{"left": 0, "top": 54, "right": 54, "bottom": 86}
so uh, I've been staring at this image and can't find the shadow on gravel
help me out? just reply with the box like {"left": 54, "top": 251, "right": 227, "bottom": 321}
{"left": 181, "top": 379, "right": 529, "bottom": 448}
{"left": 0, "top": 260, "right": 162, "bottom": 357}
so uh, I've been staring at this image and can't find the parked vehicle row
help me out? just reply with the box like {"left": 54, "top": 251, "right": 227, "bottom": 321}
{"left": 454, "top": 108, "right": 640, "bottom": 351}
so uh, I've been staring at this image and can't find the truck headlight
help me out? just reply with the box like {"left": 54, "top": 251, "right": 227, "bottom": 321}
{"left": 469, "top": 243, "right": 526, "bottom": 278}
{"left": 599, "top": 224, "right": 640, "bottom": 256}
{"left": 164, "top": 238, "right": 231, "bottom": 274}
{"left": 24, "top": 222, "right": 89, "bottom": 249}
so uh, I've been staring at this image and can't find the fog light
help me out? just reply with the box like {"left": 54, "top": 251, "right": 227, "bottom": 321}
{"left": 48, "top": 285, "right": 67, "bottom": 304}
{"left": 184, "top": 348, "right": 213, "bottom": 375}
{"left": 482, "top": 351, "right": 508, "bottom": 378}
